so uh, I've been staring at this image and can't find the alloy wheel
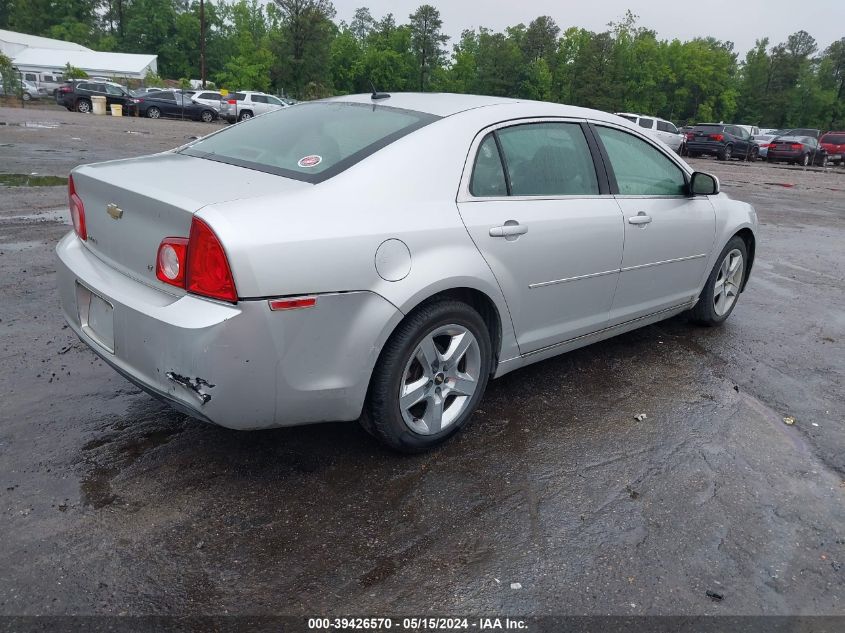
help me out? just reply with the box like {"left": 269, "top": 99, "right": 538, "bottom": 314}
{"left": 148, "top": 107, "right": 160, "bottom": 119}
{"left": 713, "top": 249, "right": 744, "bottom": 317}
{"left": 201, "top": 110, "right": 213, "bottom": 123}
{"left": 399, "top": 324, "right": 482, "bottom": 436}
{"left": 77, "top": 100, "right": 90, "bottom": 113}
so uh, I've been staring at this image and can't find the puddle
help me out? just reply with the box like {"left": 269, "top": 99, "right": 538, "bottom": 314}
{"left": 0, "top": 173, "right": 67, "bottom": 187}
{"left": 12, "top": 121, "right": 62, "bottom": 129}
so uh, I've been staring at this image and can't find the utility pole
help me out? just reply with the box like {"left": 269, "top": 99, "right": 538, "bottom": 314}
{"left": 200, "top": 0, "right": 206, "bottom": 89}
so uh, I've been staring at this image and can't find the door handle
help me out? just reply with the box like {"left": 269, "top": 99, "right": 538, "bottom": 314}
{"left": 489, "top": 221, "right": 528, "bottom": 239}
{"left": 628, "top": 212, "right": 652, "bottom": 226}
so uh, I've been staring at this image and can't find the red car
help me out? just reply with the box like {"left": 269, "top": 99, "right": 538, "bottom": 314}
{"left": 820, "top": 132, "right": 845, "bottom": 166}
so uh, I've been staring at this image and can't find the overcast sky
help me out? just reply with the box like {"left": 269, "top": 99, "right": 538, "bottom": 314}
{"left": 331, "top": 0, "right": 844, "bottom": 57}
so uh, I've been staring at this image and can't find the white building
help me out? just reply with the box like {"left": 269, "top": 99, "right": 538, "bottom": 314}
{"left": 0, "top": 29, "right": 157, "bottom": 79}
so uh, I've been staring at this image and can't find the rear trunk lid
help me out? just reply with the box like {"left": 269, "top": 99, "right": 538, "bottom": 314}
{"left": 71, "top": 152, "right": 307, "bottom": 290}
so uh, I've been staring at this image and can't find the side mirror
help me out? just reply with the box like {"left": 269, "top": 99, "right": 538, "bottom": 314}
{"left": 690, "top": 171, "right": 719, "bottom": 196}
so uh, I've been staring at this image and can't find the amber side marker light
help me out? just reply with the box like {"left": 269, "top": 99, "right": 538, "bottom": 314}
{"left": 268, "top": 297, "right": 317, "bottom": 311}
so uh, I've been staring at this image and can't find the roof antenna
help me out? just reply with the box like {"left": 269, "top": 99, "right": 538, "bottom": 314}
{"left": 370, "top": 82, "right": 390, "bottom": 100}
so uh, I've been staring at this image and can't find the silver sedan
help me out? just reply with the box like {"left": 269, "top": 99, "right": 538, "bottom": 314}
{"left": 57, "top": 93, "right": 758, "bottom": 452}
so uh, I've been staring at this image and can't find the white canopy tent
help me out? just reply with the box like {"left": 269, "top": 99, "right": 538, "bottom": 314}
{"left": 11, "top": 48, "right": 158, "bottom": 79}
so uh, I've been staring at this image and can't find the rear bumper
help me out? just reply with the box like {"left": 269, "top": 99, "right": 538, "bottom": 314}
{"left": 767, "top": 150, "right": 801, "bottom": 161}
{"left": 56, "top": 233, "right": 403, "bottom": 429}
{"left": 686, "top": 141, "right": 724, "bottom": 155}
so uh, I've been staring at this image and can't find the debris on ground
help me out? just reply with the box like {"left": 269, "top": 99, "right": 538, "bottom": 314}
{"left": 706, "top": 590, "right": 724, "bottom": 602}
{"left": 510, "top": 582, "right": 522, "bottom": 590}
{"left": 783, "top": 416, "right": 796, "bottom": 425}
{"left": 634, "top": 413, "right": 648, "bottom": 421}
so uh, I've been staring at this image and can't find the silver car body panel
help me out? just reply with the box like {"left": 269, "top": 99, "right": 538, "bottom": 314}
{"left": 57, "top": 93, "right": 757, "bottom": 428}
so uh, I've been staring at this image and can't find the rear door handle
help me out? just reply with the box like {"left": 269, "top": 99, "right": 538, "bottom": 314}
{"left": 489, "top": 221, "right": 528, "bottom": 238}
{"left": 628, "top": 213, "right": 652, "bottom": 226}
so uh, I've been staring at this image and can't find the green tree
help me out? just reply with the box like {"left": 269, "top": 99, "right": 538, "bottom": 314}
{"left": 408, "top": 4, "right": 448, "bottom": 91}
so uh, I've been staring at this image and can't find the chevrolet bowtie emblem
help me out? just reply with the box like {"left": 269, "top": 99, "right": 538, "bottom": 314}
{"left": 106, "top": 203, "right": 123, "bottom": 220}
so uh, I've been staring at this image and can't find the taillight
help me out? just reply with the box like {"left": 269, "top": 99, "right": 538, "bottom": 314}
{"left": 791, "top": 143, "right": 803, "bottom": 150}
{"left": 760, "top": 143, "right": 772, "bottom": 148}
{"left": 186, "top": 218, "right": 237, "bottom": 303}
{"left": 68, "top": 174, "right": 86, "bottom": 241}
{"left": 227, "top": 99, "right": 236, "bottom": 105}
{"left": 709, "top": 134, "right": 724, "bottom": 142}
{"left": 154, "top": 218, "right": 237, "bottom": 302}
{"left": 686, "top": 132, "right": 694, "bottom": 141}
{"left": 155, "top": 238, "right": 188, "bottom": 287}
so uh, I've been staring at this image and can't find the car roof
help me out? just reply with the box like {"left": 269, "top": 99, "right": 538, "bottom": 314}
{"left": 325, "top": 92, "right": 626, "bottom": 122}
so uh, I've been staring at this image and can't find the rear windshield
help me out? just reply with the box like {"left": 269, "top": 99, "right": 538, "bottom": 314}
{"left": 821, "top": 133, "right": 845, "bottom": 144}
{"left": 692, "top": 124, "right": 724, "bottom": 133}
{"left": 181, "top": 101, "right": 440, "bottom": 183}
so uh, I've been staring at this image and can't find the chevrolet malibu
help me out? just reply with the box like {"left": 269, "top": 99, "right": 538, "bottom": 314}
{"left": 57, "top": 93, "right": 757, "bottom": 452}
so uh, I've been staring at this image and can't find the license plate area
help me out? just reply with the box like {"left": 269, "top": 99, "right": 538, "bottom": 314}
{"left": 76, "top": 282, "right": 115, "bottom": 354}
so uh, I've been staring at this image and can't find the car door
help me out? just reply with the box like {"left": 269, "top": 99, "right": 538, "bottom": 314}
{"left": 250, "top": 94, "right": 268, "bottom": 115}
{"left": 156, "top": 92, "right": 178, "bottom": 116}
{"left": 592, "top": 124, "right": 716, "bottom": 323}
{"left": 104, "top": 84, "right": 128, "bottom": 108}
{"left": 457, "top": 120, "right": 625, "bottom": 354}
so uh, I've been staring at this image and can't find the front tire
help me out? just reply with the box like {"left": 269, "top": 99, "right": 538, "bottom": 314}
{"left": 717, "top": 144, "right": 733, "bottom": 161}
{"left": 800, "top": 153, "right": 810, "bottom": 167}
{"left": 690, "top": 236, "right": 748, "bottom": 326}
{"left": 238, "top": 110, "right": 253, "bottom": 121}
{"left": 361, "top": 300, "right": 493, "bottom": 453}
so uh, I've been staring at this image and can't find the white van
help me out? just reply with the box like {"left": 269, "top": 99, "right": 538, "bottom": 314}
{"left": 20, "top": 70, "right": 65, "bottom": 96}
{"left": 615, "top": 112, "right": 684, "bottom": 153}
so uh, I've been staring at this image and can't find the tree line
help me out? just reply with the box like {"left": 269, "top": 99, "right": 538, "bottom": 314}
{"left": 2, "top": 1, "right": 844, "bottom": 128}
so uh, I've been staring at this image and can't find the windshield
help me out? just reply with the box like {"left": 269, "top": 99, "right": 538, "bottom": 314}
{"left": 181, "top": 101, "right": 440, "bottom": 183}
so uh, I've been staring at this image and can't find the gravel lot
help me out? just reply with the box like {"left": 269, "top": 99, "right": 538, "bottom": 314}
{"left": 1, "top": 107, "right": 844, "bottom": 620}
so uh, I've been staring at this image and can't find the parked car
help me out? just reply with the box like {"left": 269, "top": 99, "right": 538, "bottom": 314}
{"left": 686, "top": 124, "right": 759, "bottom": 161}
{"left": 56, "top": 80, "right": 138, "bottom": 114}
{"left": 819, "top": 132, "right": 845, "bottom": 166}
{"left": 221, "top": 91, "right": 288, "bottom": 123}
{"left": 57, "top": 93, "right": 757, "bottom": 452}
{"left": 614, "top": 113, "right": 684, "bottom": 152}
{"left": 736, "top": 125, "right": 760, "bottom": 137}
{"left": 136, "top": 91, "right": 218, "bottom": 122}
{"left": 767, "top": 136, "right": 828, "bottom": 166}
{"left": 21, "top": 79, "right": 47, "bottom": 101}
{"left": 751, "top": 134, "right": 779, "bottom": 159}
{"left": 191, "top": 90, "right": 225, "bottom": 109}
{"left": 21, "top": 70, "right": 65, "bottom": 96}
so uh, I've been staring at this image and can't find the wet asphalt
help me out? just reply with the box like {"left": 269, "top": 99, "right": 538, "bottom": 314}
{"left": 1, "top": 107, "right": 844, "bottom": 618}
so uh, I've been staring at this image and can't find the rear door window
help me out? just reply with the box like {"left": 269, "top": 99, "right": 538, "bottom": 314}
{"left": 638, "top": 118, "right": 654, "bottom": 129}
{"left": 181, "top": 101, "right": 440, "bottom": 183}
{"left": 156, "top": 92, "right": 176, "bottom": 101}
{"left": 496, "top": 122, "right": 600, "bottom": 196}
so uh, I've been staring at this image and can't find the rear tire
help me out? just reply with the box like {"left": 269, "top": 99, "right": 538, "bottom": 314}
{"left": 690, "top": 236, "right": 748, "bottom": 327}
{"left": 360, "top": 300, "right": 493, "bottom": 453}
{"left": 800, "top": 153, "right": 809, "bottom": 167}
{"left": 688, "top": 151, "right": 699, "bottom": 158}
{"left": 238, "top": 110, "right": 253, "bottom": 121}
{"left": 717, "top": 144, "right": 732, "bottom": 161}
{"left": 22, "top": 92, "right": 31, "bottom": 102}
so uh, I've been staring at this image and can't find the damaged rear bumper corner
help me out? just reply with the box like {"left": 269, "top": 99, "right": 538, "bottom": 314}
{"left": 56, "top": 232, "right": 403, "bottom": 430}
